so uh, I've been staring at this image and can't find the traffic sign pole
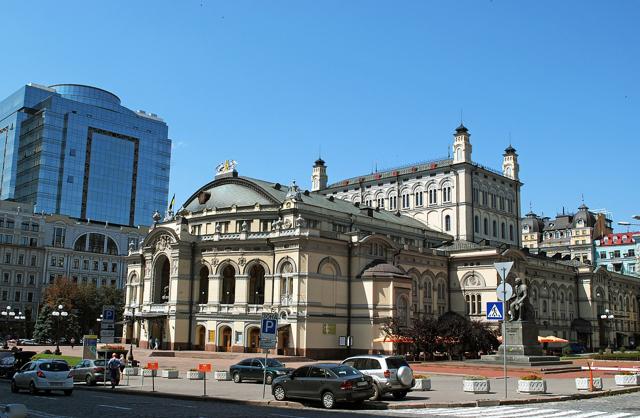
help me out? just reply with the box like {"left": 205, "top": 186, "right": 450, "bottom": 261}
{"left": 494, "top": 261, "right": 513, "bottom": 400}
{"left": 262, "top": 349, "right": 268, "bottom": 399}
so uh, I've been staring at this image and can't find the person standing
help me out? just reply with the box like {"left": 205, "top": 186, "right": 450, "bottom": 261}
{"left": 70, "top": 337, "right": 75, "bottom": 349}
{"left": 119, "top": 354, "right": 126, "bottom": 373}
{"left": 107, "top": 353, "right": 120, "bottom": 389}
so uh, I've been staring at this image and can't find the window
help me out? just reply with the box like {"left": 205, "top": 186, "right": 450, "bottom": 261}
{"left": 93, "top": 261, "right": 99, "bottom": 271}
{"left": 102, "top": 261, "right": 108, "bottom": 272}
{"left": 5, "top": 219, "right": 14, "bottom": 229}
{"left": 376, "top": 196, "right": 385, "bottom": 209}
{"left": 501, "top": 222, "right": 506, "bottom": 239}
{"left": 89, "top": 233, "right": 105, "bottom": 253}
{"left": 509, "top": 224, "right": 514, "bottom": 241}
{"left": 402, "top": 193, "right": 410, "bottom": 209}
{"left": 53, "top": 227, "right": 66, "bottom": 248}
{"left": 474, "top": 216, "right": 479, "bottom": 233}
{"left": 83, "top": 260, "right": 89, "bottom": 270}
{"left": 73, "top": 259, "right": 79, "bottom": 269}
{"left": 27, "top": 292, "right": 33, "bottom": 302}
{"left": 14, "top": 291, "right": 20, "bottom": 302}
{"left": 28, "top": 274, "right": 35, "bottom": 285}
{"left": 3, "top": 273, "right": 9, "bottom": 283}
{"left": 16, "top": 274, "right": 22, "bottom": 284}
{"left": 29, "top": 238, "right": 37, "bottom": 247}
{"left": 17, "top": 254, "right": 24, "bottom": 265}
{"left": 112, "top": 263, "right": 117, "bottom": 273}
{"left": 444, "top": 215, "right": 451, "bottom": 232}
{"left": 414, "top": 191, "right": 423, "bottom": 206}
{"left": 483, "top": 218, "right": 488, "bottom": 235}
{"left": 4, "top": 235, "right": 12, "bottom": 244}
{"left": 57, "top": 257, "right": 64, "bottom": 268}
{"left": 1, "top": 291, "right": 6, "bottom": 301}
{"left": 50, "top": 257, "right": 56, "bottom": 267}
{"left": 428, "top": 187, "right": 437, "bottom": 205}
{"left": 492, "top": 220, "right": 497, "bottom": 237}
{"left": 389, "top": 196, "right": 397, "bottom": 210}
{"left": 442, "top": 185, "right": 452, "bottom": 203}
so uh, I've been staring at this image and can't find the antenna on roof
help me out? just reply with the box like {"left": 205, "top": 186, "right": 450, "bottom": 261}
{"left": 508, "top": 132, "right": 512, "bottom": 147}
{"left": 529, "top": 201, "right": 532, "bottom": 212}
{"left": 375, "top": 162, "right": 378, "bottom": 173}
{"left": 581, "top": 193, "right": 585, "bottom": 204}
{"left": 460, "top": 108, "right": 463, "bottom": 125}
{"left": 318, "top": 145, "right": 322, "bottom": 160}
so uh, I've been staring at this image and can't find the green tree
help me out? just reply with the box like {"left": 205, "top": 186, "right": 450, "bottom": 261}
{"left": 33, "top": 304, "right": 82, "bottom": 344}
{"left": 436, "top": 312, "right": 470, "bottom": 360}
{"left": 408, "top": 315, "right": 439, "bottom": 361}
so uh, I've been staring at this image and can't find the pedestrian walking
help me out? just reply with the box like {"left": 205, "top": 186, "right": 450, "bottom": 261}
{"left": 107, "top": 353, "right": 121, "bottom": 389}
{"left": 154, "top": 338, "right": 159, "bottom": 350}
{"left": 70, "top": 337, "right": 75, "bottom": 349}
{"left": 119, "top": 354, "right": 126, "bottom": 373}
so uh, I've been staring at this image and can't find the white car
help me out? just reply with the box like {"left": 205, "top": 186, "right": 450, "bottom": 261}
{"left": 11, "top": 359, "right": 73, "bottom": 396}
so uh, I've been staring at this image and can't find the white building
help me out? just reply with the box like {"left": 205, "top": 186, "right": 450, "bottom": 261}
{"left": 318, "top": 125, "right": 522, "bottom": 247}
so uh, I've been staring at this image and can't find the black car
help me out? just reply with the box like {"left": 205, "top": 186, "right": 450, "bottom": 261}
{"left": 272, "top": 363, "right": 374, "bottom": 409}
{"left": 229, "top": 358, "right": 293, "bottom": 385}
{"left": 0, "top": 351, "right": 36, "bottom": 378}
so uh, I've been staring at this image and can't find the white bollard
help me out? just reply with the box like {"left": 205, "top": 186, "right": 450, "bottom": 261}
{"left": 3, "top": 404, "right": 28, "bottom": 418}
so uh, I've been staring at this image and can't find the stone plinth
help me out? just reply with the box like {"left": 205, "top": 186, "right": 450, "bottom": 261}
{"left": 480, "top": 320, "right": 568, "bottom": 366}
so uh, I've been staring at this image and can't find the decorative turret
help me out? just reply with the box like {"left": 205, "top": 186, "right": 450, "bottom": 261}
{"left": 311, "top": 157, "right": 327, "bottom": 191}
{"left": 452, "top": 123, "right": 472, "bottom": 164}
{"left": 502, "top": 145, "right": 519, "bottom": 180}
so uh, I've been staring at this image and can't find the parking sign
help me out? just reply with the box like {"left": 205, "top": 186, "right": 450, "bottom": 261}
{"left": 260, "top": 313, "right": 278, "bottom": 349}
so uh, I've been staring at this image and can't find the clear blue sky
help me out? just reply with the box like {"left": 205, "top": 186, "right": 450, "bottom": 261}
{"left": 3, "top": 1, "right": 639, "bottom": 227}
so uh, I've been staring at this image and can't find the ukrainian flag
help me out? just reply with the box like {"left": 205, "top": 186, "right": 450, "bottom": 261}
{"left": 168, "top": 193, "right": 175, "bottom": 211}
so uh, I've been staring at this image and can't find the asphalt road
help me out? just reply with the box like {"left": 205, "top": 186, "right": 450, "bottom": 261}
{"left": 0, "top": 382, "right": 384, "bottom": 418}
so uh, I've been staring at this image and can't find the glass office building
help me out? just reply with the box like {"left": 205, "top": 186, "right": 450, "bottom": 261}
{"left": 0, "top": 83, "right": 171, "bottom": 226}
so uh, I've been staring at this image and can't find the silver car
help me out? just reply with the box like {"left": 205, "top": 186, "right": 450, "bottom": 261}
{"left": 341, "top": 355, "right": 414, "bottom": 400}
{"left": 10, "top": 360, "right": 73, "bottom": 395}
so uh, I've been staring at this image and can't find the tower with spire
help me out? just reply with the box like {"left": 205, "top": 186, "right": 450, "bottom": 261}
{"left": 502, "top": 144, "right": 519, "bottom": 181}
{"left": 311, "top": 157, "right": 328, "bottom": 191}
{"left": 452, "top": 124, "right": 472, "bottom": 164}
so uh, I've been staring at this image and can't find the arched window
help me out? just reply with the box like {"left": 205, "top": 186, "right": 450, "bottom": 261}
{"left": 492, "top": 220, "right": 497, "bottom": 237}
{"left": 509, "top": 224, "right": 514, "bottom": 241}
{"left": 198, "top": 266, "right": 209, "bottom": 304}
{"left": 501, "top": 222, "right": 506, "bottom": 239}
{"left": 153, "top": 256, "right": 170, "bottom": 304}
{"left": 401, "top": 192, "right": 411, "bottom": 209}
{"left": 221, "top": 265, "right": 235, "bottom": 304}
{"left": 474, "top": 216, "right": 479, "bottom": 233}
{"left": 444, "top": 215, "right": 451, "bottom": 232}
{"left": 465, "top": 294, "right": 471, "bottom": 314}
{"left": 483, "top": 218, "right": 488, "bottom": 235}
{"left": 280, "top": 261, "right": 294, "bottom": 304}
{"left": 414, "top": 190, "right": 423, "bottom": 206}
{"left": 456, "top": 148, "right": 462, "bottom": 161}
{"left": 442, "top": 185, "right": 452, "bottom": 203}
{"left": 428, "top": 185, "right": 437, "bottom": 206}
{"left": 542, "top": 300, "right": 548, "bottom": 313}
{"left": 476, "top": 294, "right": 482, "bottom": 314}
{"left": 248, "top": 264, "right": 265, "bottom": 305}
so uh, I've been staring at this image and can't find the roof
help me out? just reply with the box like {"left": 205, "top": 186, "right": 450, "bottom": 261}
{"left": 363, "top": 263, "right": 405, "bottom": 275}
{"left": 598, "top": 232, "right": 640, "bottom": 247}
{"left": 182, "top": 176, "right": 447, "bottom": 234}
{"left": 504, "top": 145, "right": 516, "bottom": 154}
{"left": 522, "top": 212, "right": 545, "bottom": 233}
{"left": 455, "top": 123, "right": 469, "bottom": 133}
{"left": 438, "top": 239, "right": 492, "bottom": 252}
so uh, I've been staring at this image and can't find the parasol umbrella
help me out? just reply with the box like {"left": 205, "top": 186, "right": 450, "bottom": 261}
{"left": 538, "top": 335, "right": 569, "bottom": 343}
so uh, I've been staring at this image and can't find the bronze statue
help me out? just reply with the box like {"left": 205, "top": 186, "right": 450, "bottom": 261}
{"left": 508, "top": 277, "right": 529, "bottom": 321}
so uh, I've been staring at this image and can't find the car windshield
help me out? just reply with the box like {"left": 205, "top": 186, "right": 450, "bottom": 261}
{"left": 39, "top": 362, "right": 70, "bottom": 372}
{"left": 265, "top": 359, "right": 283, "bottom": 367}
{"left": 329, "top": 365, "right": 360, "bottom": 377}
{"left": 386, "top": 357, "right": 409, "bottom": 369}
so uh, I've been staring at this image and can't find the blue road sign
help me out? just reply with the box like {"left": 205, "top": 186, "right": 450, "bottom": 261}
{"left": 261, "top": 318, "right": 277, "bottom": 335}
{"left": 102, "top": 306, "right": 115, "bottom": 322}
{"left": 486, "top": 301, "right": 504, "bottom": 321}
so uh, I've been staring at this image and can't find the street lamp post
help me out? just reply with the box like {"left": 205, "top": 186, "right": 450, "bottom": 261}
{"left": 51, "top": 304, "right": 68, "bottom": 356}
{"left": 126, "top": 308, "right": 136, "bottom": 363}
{"left": 1, "top": 306, "right": 26, "bottom": 350}
{"left": 600, "top": 308, "right": 615, "bottom": 351}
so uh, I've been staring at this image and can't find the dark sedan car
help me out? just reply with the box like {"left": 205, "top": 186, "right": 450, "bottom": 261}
{"left": 230, "top": 358, "right": 293, "bottom": 385}
{"left": 272, "top": 363, "right": 374, "bottom": 409}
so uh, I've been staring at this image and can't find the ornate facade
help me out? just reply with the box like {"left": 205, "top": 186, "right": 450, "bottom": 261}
{"left": 123, "top": 166, "right": 640, "bottom": 356}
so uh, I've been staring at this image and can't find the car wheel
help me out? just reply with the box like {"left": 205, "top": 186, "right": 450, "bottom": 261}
{"left": 10, "top": 380, "right": 19, "bottom": 393}
{"left": 369, "top": 383, "right": 381, "bottom": 401}
{"left": 233, "top": 372, "right": 242, "bottom": 383}
{"left": 273, "top": 385, "right": 287, "bottom": 401}
{"left": 392, "top": 390, "right": 408, "bottom": 400}
{"left": 265, "top": 374, "right": 273, "bottom": 385}
{"left": 321, "top": 391, "right": 336, "bottom": 409}
{"left": 86, "top": 375, "right": 95, "bottom": 386}
{"left": 29, "top": 381, "right": 38, "bottom": 395}
{"left": 64, "top": 390, "right": 73, "bottom": 396}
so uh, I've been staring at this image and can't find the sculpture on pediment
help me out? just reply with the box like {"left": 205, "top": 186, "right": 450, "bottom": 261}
{"left": 295, "top": 214, "right": 306, "bottom": 228}
{"left": 154, "top": 234, "right": 172, "bottom": 253}
{"left": 285, "top": 180, "right": 302, "bottom": 201}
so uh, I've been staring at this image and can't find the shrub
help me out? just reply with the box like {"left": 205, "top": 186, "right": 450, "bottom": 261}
{"left": 520, "top": 374, "right": 543, "bottom": 381}
{"left": 562, "top": 346, "right": 572, "bottom": 356}
{"left": 620, "top": 347, "right": 627, "bottom": 353}
{"left": 617, "top": 371, "right": 637, "bottom": 376}
{"left": 591, "top": 353, "right": 640, "bottom": 361}
{"left": 463, "top": 375, "right": 487, "bottom": 380}
{"left": 598, "top": 348, "right": 604, "bottom": 355}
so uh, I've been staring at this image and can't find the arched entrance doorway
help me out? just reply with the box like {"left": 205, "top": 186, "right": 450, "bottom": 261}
{"left": 218, "top": 326, "right": 232, "bottom": 352}
{"left": 153, "top": 255, "right": 170, "bottom": 304}
{"left": 277, "top": 325, "right": 291, "bottom": 356}
{"left": 195, "top": 325, "right": 206, "bottom": 350}
{"left": 149, "top": 320, "right": 164, "bottom": 349}
{"left": 246, "top": 327, "right": 260, "bottom": 353}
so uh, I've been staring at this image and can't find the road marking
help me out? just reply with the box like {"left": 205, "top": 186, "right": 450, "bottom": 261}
{"left": 34, "top": 396, "right": 57, "bottom": 400}
{"left": 98, "top": 404, "right": 132, "bottom": 410}
{"left": 390, "top": 406, "right": 640, "bottom": 418}
{"left": 270, "top": 414, "right": 307, "bottom": 418}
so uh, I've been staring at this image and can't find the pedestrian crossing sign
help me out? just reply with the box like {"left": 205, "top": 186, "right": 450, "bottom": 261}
{"left": 486, "top": 302, "right": 504, "bottom": 321}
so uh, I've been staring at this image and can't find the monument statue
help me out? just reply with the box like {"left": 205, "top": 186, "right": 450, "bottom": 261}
{"left": 508, "top": 277, "right": 530, "bottom": 321}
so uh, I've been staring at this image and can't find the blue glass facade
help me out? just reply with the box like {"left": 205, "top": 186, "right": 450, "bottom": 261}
{"left": 0, "top": 83, "right": 170, "bottom": 226}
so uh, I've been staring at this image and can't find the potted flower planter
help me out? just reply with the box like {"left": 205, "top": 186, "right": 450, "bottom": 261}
{"left": 142, "top": 368, "right": 157, "bottom": 377}
{"left": 517, "top": 375, "right": 546, "bottom": 394}
{"left": 123, "top": 367, "right": 139, "bottom": 376}
{"left": 615, "top": 373, "right": 640, "bottom": 386}
{"left": 187, "top": 370, "right": 204, "bottom": 380}
{"left": 412, "top": 374, "right": 431, "bottom": 391}
{"left": 214, "top": 370, "right": 231, "bottom": 381}
{"left": 575, "top": 377, "right": 603, "bottom": 391}
{"left": 161, "top": 369, "right": 179, "bottom": 379}
{"left": 462, "top": 376, "right": 490, "bottom": 393}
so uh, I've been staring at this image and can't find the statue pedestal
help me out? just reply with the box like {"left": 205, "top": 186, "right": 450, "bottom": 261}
{"left": 480, "top": 321, "right": 568, "bottom": 366}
